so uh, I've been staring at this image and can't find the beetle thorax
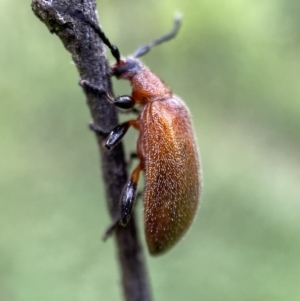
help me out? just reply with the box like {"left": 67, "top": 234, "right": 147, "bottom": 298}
{"left": 131, "top": 65, "right": 172, "bottom": 104}
{"left": 112, "top": 57, "right": 172, "bottom": 104}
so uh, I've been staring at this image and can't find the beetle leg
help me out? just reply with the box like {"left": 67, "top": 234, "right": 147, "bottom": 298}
{"left": 136, "top": 190, "right": 143, "bottom": 202}
{"left": 105, "top": 120, "right": 139, "bottom": 150}
{"left": 89, "top": 119, "right": 138, "bottom": 147}
{"left": 79, "top": 79, "right": 106, "bottom": 94}
{"left": 102, "top": 164, "right": 142, "bottom": 239}
{"left": 102, "top": 218, "right": 119, "bottom": 241}
{"left": 112, "top": 95, "right": 135, "bottom": 110}
{"left": 117, "top": 106, "right": 141, "bottom": 115}
{"left": 80, "top": 79, "right": 135, "bottom": 109}
{"left": 130, "top": 107, "right": 141, "bottom": 115}
{"left": 102, "top": 187, "right": 143, "bottom": 241}
{"left": 120, "top": 164, "right": 142, "bottom": 226}
{"left": 88, "top": 122, "right": 109, "bottom": 137}
{"left": 127, "top": 152, "right": 139, "bottom": 169}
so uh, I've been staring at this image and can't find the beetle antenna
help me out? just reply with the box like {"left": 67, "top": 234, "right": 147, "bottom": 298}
{"left": 66, "top": 8, "right": 121, "bottom": 62}
{"left": 133, "top": 14, "right": 182, "bottom": 58}
{"left": 82, "top": 17, "right": 121, "bottom": 63}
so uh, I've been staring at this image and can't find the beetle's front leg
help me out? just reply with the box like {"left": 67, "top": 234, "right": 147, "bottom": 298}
{"left": 80, "top": 79, "right": 135, "bottom": 109}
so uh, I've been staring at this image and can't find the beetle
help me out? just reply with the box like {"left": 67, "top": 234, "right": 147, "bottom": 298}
{"left": 81, "top": 15, "right": 201, "bottom": 255}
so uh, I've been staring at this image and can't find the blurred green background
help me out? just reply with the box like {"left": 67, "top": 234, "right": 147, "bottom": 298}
{"left": 1, "top": 0, "right": 300, "bottom": 300}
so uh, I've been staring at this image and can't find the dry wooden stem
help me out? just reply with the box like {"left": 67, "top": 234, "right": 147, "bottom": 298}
{"left": 31, "top": 1, "right": 152, "bottom": 300}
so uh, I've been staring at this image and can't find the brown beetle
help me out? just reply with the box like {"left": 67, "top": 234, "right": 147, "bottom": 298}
{"left": 82, "top": 16, "right": 201, "bottom": 255}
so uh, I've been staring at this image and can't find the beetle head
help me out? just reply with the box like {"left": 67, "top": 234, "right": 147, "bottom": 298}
{"left": 111, "top": 58, "right": 142, "bottom": 80}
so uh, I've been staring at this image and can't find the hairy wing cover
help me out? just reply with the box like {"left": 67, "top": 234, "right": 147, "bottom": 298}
{"left": 138, "top": 96, "right": 200, "bottom": 254}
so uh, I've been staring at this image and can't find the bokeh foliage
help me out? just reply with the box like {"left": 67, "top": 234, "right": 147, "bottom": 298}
{"left": 1, "top": 0, "right": 299, "bottom": 300}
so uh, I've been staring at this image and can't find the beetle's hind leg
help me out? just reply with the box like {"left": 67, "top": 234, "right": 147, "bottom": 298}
{"left": 120, "top": 163, "right": 142, "bottom": 226}
{"left": 102, "top": 163, "right": 142, "bottom": 240}
{"left": 102, "top": 218, "right": 119, "bottom": 241}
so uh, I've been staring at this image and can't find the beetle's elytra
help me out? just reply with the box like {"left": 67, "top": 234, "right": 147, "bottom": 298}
{"left": 81, "top": 14, "right": 202, "bottom": 255}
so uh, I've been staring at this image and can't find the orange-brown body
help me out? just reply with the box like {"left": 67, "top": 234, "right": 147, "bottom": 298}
{"left": 81, "top": 14, "right": 200, "bottom": 255}
{"left": 114, "top": 61, "right": 201, "bottom": 255}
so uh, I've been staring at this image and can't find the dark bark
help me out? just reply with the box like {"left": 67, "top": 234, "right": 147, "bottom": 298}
{"left": 31, "top": 1, "right": 152, "bottom": 300}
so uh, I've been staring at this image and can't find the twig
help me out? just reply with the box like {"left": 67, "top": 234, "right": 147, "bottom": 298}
{"left": 31, "top": 1, "right": 152, "bottom": 300}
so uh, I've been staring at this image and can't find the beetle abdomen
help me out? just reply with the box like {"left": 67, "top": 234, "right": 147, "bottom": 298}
{"left": 138, "top": 96, "right": 201, "bottom": 255}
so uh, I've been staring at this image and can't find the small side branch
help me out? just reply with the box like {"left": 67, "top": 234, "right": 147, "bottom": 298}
{"left": 31, "top": 1, "right": 152, "bottom": 300}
